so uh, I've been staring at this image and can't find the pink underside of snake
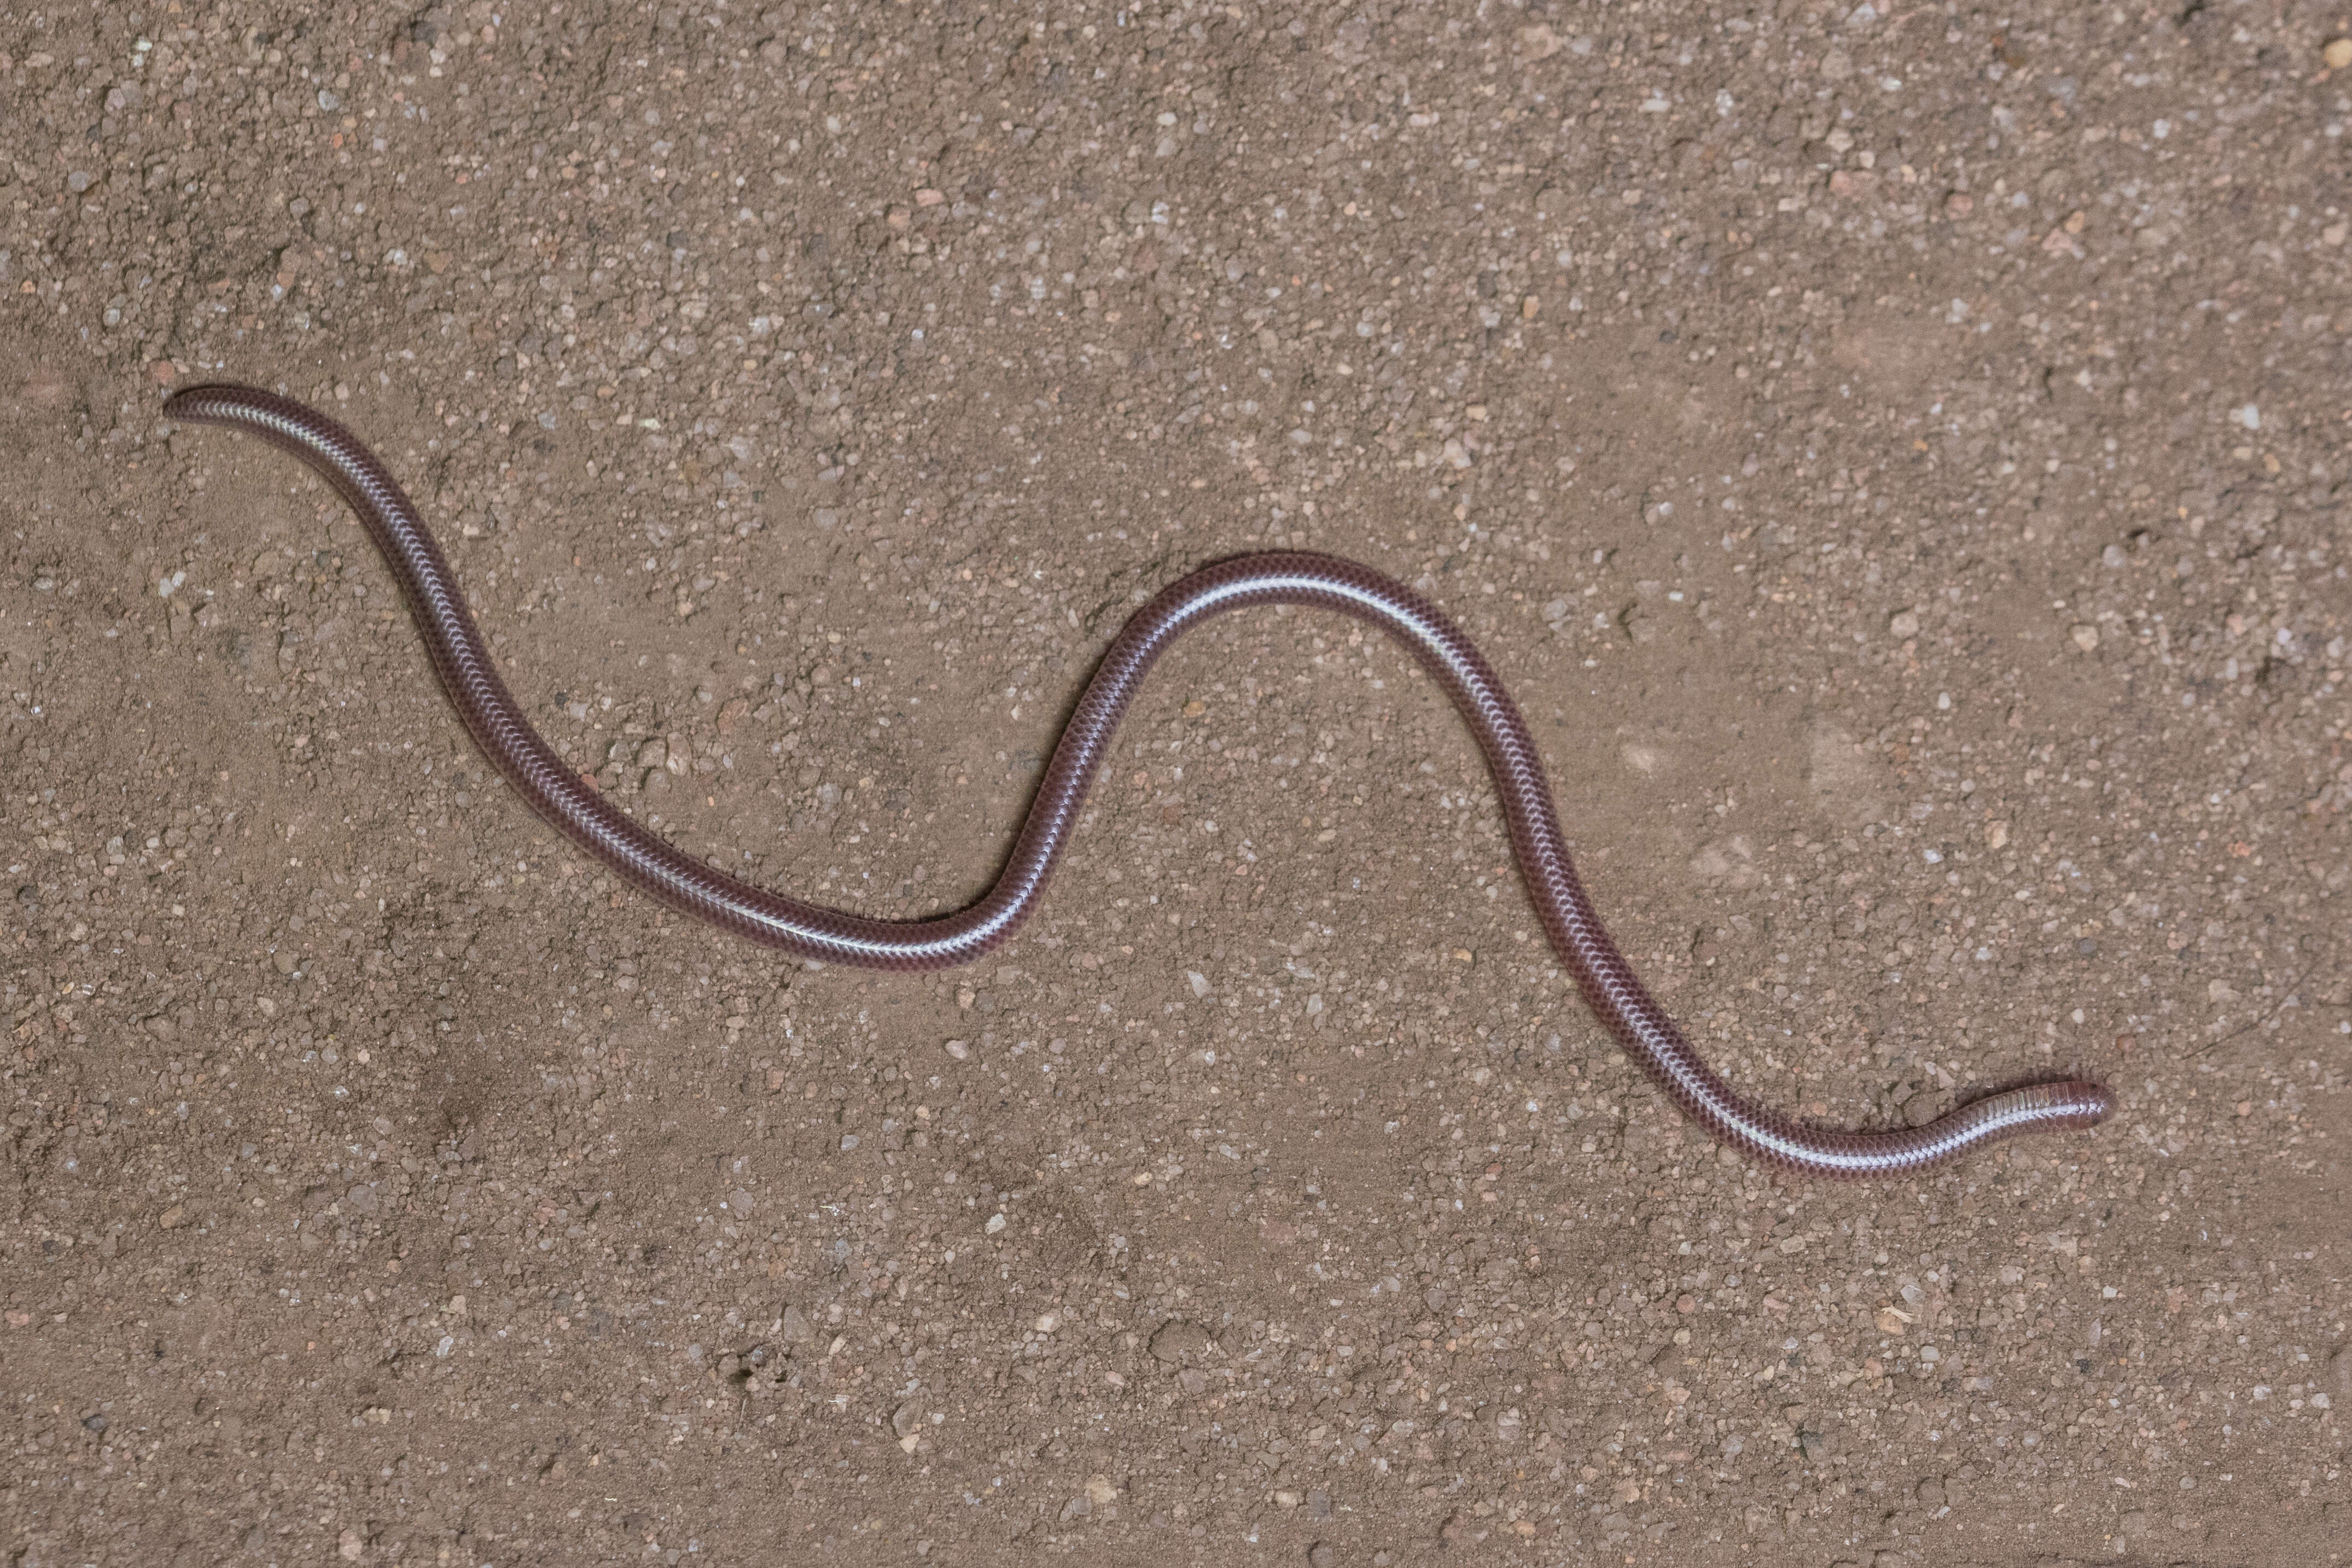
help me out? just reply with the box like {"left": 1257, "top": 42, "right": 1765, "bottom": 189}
{"left": 163, "top": 384, "right": 2114, "bottom": 1178}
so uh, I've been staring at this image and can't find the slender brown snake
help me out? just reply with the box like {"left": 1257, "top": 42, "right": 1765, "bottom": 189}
{"left": 165, "top": 384, "right": 2113, "bottom": 1176}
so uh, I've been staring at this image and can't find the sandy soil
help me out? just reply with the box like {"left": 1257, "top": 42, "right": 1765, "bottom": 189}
{"left": 4, "top": 2, "right": 2349, "bottom": 1564}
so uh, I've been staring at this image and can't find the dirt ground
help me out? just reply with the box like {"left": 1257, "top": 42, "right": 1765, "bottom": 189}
{"left": 3, "top": 1, "right": 2349, "bottom": 1563}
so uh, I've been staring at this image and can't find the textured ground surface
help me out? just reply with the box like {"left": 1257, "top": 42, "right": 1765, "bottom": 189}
{"left": 4, "top": 1, "right": 2350, "bottom": 1564}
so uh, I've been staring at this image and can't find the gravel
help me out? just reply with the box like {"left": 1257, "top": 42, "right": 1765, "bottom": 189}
{"left": 1, "top": 1, "right": 2347, "bottom": 1564}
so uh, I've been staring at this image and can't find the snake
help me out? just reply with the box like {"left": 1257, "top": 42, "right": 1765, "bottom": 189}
{"left": 162, "top": 384, "right": 2113, "bottom": 1176}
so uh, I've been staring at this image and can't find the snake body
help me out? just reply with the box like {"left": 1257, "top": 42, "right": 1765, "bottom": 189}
{"left": 164, "top": 384, "right": 2112, "bottom": 1176}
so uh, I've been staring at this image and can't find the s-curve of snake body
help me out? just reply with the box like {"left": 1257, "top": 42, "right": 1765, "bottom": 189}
{"left": 164, "top": 384, "right": 2113, "bottom": 1178}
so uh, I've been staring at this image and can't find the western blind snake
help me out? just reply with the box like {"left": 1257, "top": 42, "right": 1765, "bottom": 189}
{"left": 163, "top": 384, "right": 2112, "bottom": 1177}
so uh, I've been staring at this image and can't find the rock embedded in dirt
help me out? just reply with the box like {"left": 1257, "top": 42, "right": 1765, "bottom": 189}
{"left": 1148, "top": 1320, "right": 1213, "bottom": 1365}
